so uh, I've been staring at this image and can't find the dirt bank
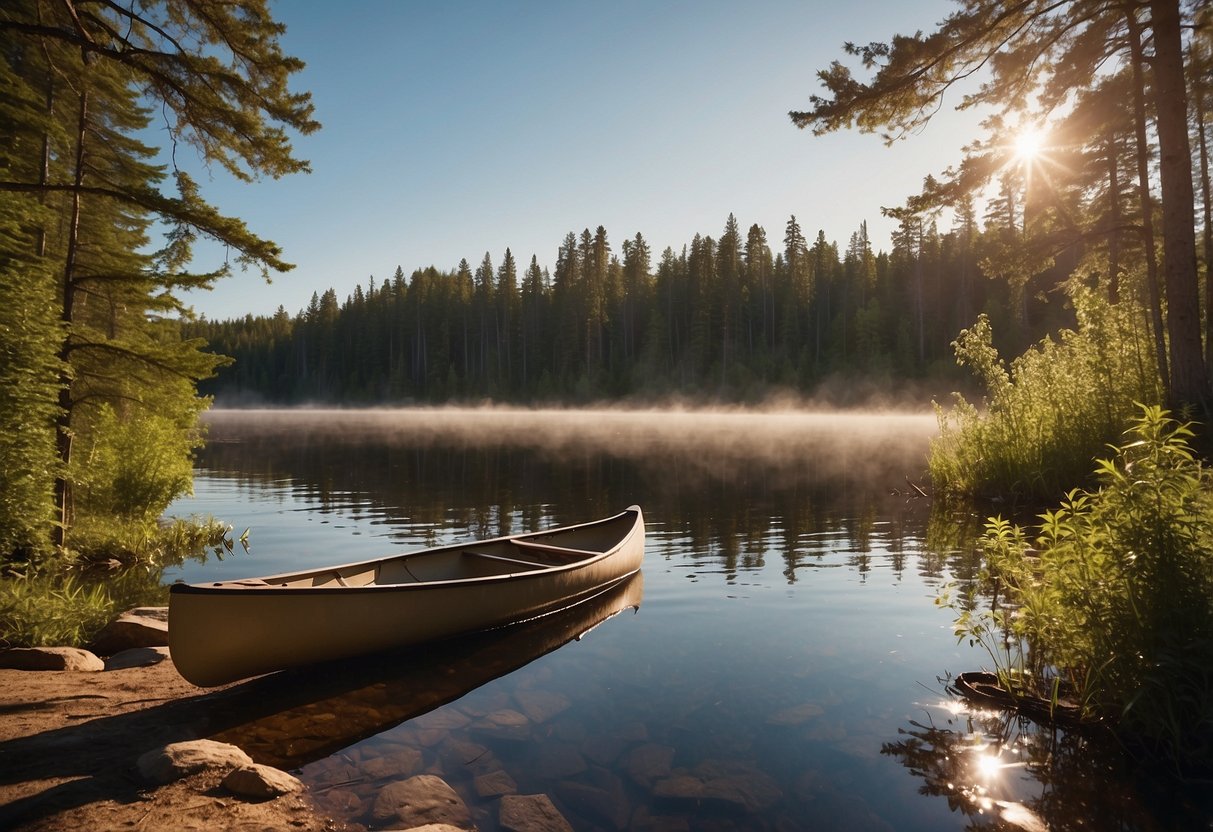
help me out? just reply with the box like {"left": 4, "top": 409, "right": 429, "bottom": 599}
{"left": 0, "top": 660, "right": 352, "bottom": 831}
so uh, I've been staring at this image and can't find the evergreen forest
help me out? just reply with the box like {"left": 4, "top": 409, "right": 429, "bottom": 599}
{"left": 188, "top": 213, "right": 1073, "bottom": 405}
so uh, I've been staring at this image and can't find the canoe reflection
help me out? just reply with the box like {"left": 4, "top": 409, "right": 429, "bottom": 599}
{"left": 207, "top": 571, "right": 643, "bottom": 769}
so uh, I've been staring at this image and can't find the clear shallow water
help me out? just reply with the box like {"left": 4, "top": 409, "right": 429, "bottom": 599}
{"left": 166, "top": 409, "right": 1210, "bottom": 831}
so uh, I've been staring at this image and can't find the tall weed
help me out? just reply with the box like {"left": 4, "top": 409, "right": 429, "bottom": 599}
{"left": 930, "top": 290, "right": 1160, "bottom": 500}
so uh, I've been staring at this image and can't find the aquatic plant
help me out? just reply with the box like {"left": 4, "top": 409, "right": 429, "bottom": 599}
{"left": 950, "top": 406, "right": 1213, "bottom": 771}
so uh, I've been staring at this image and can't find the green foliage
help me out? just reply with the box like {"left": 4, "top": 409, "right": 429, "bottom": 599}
{"left": 0, "top": 515, "right": 236, "bottom": 647}
{"left": 952, "top": 406, "right": 1213, "bottom": 767}
{"left": 0, "top": 242, "right": 62, "bottom": 561}
{"left": 929, "top": 290, "right": 1161, "bottom": 500}
{"left": 0, "top": 571, "right": 116, "bottom": 648}
{"left": 72, "top": 405, "right": 201, "bottom": 524}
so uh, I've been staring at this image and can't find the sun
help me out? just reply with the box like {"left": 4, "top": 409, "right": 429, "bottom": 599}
{"left": 1013, "top": 126, "right": 1047, "bottom": 161}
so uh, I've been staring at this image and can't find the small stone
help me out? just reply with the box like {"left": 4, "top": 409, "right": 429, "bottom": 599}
{"left": 0, "top": 647, "right": 103, "bottom": 672}
{"left": 370, "top": 774, "right": 472, "bottom": 829}
{"left": 90, "top": 612, "right": 168, "bottom": 655}
{"left": 473, "top": 769, "right": 517, "bottom": 799}
{"left": 137, "top": 740, "right": 254, "bottom": 785}
{"left": 499, "top": 793, "right": 573, "bottom": 832}
{"left": 104, "top": 646, "right": 170, "bottom": 670}
{"left": 222, "top": 763, "right": 303, "bottom": 799}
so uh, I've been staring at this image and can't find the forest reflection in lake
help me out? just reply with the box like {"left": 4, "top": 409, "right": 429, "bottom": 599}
{"left": 166, "top": 409, "right": 1210, "bottom": 831}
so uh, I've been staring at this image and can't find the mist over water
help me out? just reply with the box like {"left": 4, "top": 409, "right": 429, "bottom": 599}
{"left": 201, "top": 406, "right": 939, "bottom": 491}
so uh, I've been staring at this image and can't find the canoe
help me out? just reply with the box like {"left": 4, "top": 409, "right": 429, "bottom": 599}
{"left": 169, "top": 506, "right": 645, "bottom": 686}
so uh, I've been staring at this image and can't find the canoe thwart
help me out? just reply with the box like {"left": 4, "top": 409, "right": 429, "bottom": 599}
{"left": 461, "top": 550, "right": 551, "bottom": 570}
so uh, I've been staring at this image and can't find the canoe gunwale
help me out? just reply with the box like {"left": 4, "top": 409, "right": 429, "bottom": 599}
{"left": 169, "top": 506, "right": 643, "bottom": 597}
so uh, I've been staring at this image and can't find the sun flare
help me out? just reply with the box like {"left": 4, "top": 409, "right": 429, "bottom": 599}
{"left": 1013, "top": 127, "right": 1047, "bottom": 161}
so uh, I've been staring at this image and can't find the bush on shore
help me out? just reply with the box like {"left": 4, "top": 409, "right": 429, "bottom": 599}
{"left": 929, "top": 290, "right": 1161, "bottom": 502}
{"left": 951, "top": 406, "right": 1213, "bottom": 770}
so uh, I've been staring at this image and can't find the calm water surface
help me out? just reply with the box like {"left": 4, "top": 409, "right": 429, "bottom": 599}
{"left": 166, "top": 409, "right": 1210, "bottom": 831}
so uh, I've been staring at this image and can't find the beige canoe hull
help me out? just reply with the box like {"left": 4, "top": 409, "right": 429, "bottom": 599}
{"left": 169, "top": 507, "right": 644, "bottom": 686}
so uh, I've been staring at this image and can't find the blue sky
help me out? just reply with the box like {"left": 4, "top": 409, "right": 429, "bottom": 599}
{"left": 180, "top": 1, "right": 984, "bottom": 321}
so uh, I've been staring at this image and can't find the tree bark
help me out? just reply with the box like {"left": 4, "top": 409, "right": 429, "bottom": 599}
{"left": 1150, "top": 0, "right": 1209, "bottom": 412}
{"left": 52, "top": 82, "right": 88, "bottom": 549}
{"left": 1127, "top": 12, "right": 1170, "bottom": 392}
{"left": 1194, "top": 58, "right": 1213, "bottom": 381}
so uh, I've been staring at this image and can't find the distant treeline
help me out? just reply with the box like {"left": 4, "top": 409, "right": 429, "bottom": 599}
{"left": 188, "top": 212, "right": 1079, "bottom": 404}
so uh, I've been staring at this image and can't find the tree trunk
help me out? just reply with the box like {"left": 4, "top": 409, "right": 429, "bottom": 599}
{"left": 52, "top": 83, "right": 89, "bottom": 549}
{"left": 1127, "top": 13, "right": 1170, "bottom": 392}
{"left": 1195, "top": 61, "right": 1213, "bottom": 381}
{"left": 1150, "top": 0, "right": 1209, "bottom": 412}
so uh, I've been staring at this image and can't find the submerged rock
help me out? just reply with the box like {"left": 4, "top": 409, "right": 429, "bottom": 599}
{"left": 0, "top": 646, "right": 103, "bottom": 672}
{"left": 652, "top": 760, "right": 782, "bottom": 813}
{"left": 137, "top": 739, "right": 254, "bottom": 784}
{"left": 624, "top": 744, "right": 675, "bottom": 789}
{"left": 473, "top": 769, "right": 517, "bottom": 799}
{"left": 556, "top": 776, "right": 630, "bottom": 830}
{"left": 222, "top": 763, "right": 304, "bottom": 799}
{"left": 499, "top": 793, "right": 573, "bottom": 832}
{"left": 766, "top": 702, "right": 825, "bottom": 725}
{"left": 513, "top": 689, "right": 571, "bottom": 723}
{"left": 370, "top": 774, "right": 473, "bottom": 829}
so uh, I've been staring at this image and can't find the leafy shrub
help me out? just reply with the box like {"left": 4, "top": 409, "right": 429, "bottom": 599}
{"left": 953, "top": 406, "right": 1213, "bottom": 768}
{"left": 72, "top": 404, "right": 200, "bottom": 524}
{"left": 929, "top": 290, "right": 1161, "bottom": 501}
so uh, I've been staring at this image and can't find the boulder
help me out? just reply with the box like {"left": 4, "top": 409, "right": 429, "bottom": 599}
{"left": 499, "top": 793, "right": 573, "bottom": 832}
{"left": 370, "top": 774, "right": 473, "bottom": 829}
{"left": 222, "top": 763, "right": 304, "bottom": 799}
{"left": 0, "top": 647, "right": 103, "bottom": 672}
{"left": 137, "top": 739, "right": 254, "bottom": 785}
{"left": 104, "top": 646, "right": 170, "bottom": 670}
{"left": 90, "top": 609, "right": 169, "bottom": 656}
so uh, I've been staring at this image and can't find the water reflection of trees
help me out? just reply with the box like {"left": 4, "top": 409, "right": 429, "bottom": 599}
{"left": 196, "top": 411, "right": 953, "bottom": 585}
{"left": 883, "top": 702, "right": 1212, "bottom": 831}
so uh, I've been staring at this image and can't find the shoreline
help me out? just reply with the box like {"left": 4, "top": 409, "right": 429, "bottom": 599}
{"left": 0, "top": 661, "right": 348, "bottom": 831}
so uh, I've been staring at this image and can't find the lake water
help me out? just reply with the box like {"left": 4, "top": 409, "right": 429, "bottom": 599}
{"left": 166, "top": 409, "right": 1209, "bottom": 831}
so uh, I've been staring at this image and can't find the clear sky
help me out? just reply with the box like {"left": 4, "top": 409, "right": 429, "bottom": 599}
{"left": 179, "top": 0, "right": 984, "bottom": 321}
